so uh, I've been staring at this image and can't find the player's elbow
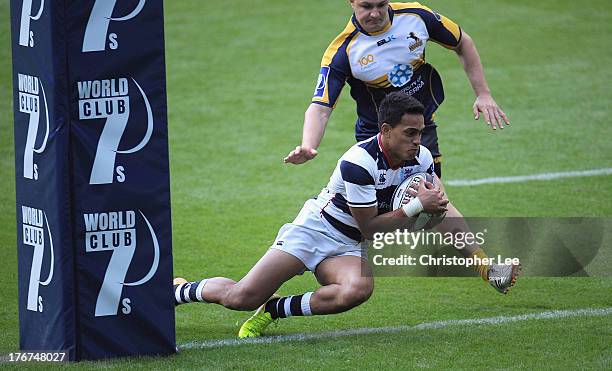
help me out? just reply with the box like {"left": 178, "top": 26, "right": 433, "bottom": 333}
{"left": 358, "top": 224, "right": 376, "bottom": 241}
{"left": 357, "top": 220, "right": 377, "bottom": 241}
{"left": 361, "top": 229, "right": 376, "bottom": 241}
{"left": 455, "top": 31, "right": 472, "bottom": 54}
{"left": 306, "top": 103, "right": 332, "bottom": 122}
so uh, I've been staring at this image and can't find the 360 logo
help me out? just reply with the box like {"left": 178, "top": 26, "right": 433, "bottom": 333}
{"left": 358, "top": 54, "right": 375, "bottom": 67}
{"left": 84, "top": 210, "right": 159, "bottom": 317}
{"left": 22, "top": 206, "right": 54, "bottom": 313}
{"left": 77, "top": 77, "right": 153, "bottom": 185}
{"left": 18, "top": 0, "right": 44, "bottom": 47}
{"left": 82, "top": 0, "right": 146, "bottom": 52}
{"left": 18, "top": 73, "right": 49, "bottom": 180}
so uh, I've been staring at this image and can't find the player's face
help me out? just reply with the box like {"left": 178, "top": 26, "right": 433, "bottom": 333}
{"left": 382, "top": 113, "right": 424, "bottom": 163}
{"left": 350, "top": 0, "right": 390, "bottom": 33}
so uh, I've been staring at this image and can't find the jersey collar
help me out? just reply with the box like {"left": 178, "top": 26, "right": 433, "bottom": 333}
{"left": 351, "top": 7, "right": 393, "bottom": 36}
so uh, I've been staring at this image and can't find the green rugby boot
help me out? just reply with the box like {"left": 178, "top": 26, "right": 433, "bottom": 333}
{"left": 238, "top": 295, "right": 279, "bottom": 338}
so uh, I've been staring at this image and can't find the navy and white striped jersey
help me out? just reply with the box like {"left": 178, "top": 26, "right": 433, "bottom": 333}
{"left": 312, "top": 134, "right": 434, "bottom": 241}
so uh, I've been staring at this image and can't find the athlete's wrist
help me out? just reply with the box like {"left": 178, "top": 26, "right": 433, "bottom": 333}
{"left": 401, "top": 197, "right": 424, "bottom": 217}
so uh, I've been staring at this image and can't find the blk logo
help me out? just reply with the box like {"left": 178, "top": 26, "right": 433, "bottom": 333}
{"left": 376, "top": 34, "right": 396, "bottom": 47}
{"left": 84, "top": 210, "right": 160, "bottom": 316}
{"left": 82, "top": 0, "right": 146, "bottom": 52}
{"left": 77, "top": 77, "right": 153, "bottom": 184}
{"left": 18, "top": 73, "right": 49, "bottom": 180}
{"left": 19, "top": 0, "right": 44, "bottom": 47}
{"left": 22, "top": 206, "right": 54, "bottom": 312}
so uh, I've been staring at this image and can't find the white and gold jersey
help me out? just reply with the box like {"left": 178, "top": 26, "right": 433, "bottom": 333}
{"left": 312, "top": 2, "right": 461, "bottom": 140}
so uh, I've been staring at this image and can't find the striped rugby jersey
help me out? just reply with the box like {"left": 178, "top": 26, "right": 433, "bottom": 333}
{"left": 312, "top": 134, "right": 434, "bottom": 242}
{"left": 312, "top": 2, "right": 462, "bottom": 140}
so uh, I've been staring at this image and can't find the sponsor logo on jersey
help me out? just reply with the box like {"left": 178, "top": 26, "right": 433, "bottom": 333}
{"left": 402, "top": 166, "right": 419, "bottom": 181}
{"left": 378, "top": 171, "right": 387, "bottom": 184}
{"left": 18, "top": 0, "right": 45, "bottom": 47}
{"left": 313, "top": 66, "right": 330, "bottom": 99}
{"left": 77, "top": 77, "right": 153, "bottom": 184}
{"left": 82, "top": 0, "right": 146, "bottom": 52}
{"left": 22, "top": 205, "right": 54, "bottom": 312}
{"left": 378, "top": 201, "right": 391, "bottom": 211}
{"left": 400, "top": 74, "right": 424, "bottom": 96}
{"left": 376, "top": 34, "right": 396, "bottom": 47}
{"left": 18, "top": 73, "right": 49, "bottom": 180}
{"left": 407, "top": 32, "right": 423, "bottom": 52}
{"left": 388, "top": 64, "right": 413, "bottom": 88}
{"left": 358, "top": 54, "right": 378, "bottom": 71}
{"left": 84, "top": 210, "right": 160, "bottom": 316}
{"left": 358, "top": 54, "right": 375, "bottom": 67}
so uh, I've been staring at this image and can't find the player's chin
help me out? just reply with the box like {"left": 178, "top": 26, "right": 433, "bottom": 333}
{"left": 365, "top": 20, "right": 384, "bottom": 32}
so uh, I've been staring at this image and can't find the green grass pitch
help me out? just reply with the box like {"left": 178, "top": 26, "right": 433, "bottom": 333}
{"left": 1, "top": 0, "right": 611, "bottom": 369}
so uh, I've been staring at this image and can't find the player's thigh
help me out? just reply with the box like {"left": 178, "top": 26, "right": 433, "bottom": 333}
{"left": 233, "top": 248, "right": 306, "bottom": 302}
{"left": 314, "top": 255, "right": 373, "bottom": 291}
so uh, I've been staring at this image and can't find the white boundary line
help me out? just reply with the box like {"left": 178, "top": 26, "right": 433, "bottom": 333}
{"left": 446, "top": 168, "right": 612, "bottom": 187}
{"left": 179, "top": 307, "right": 612, "bottom": 350}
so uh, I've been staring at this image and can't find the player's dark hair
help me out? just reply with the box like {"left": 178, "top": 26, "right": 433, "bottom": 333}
{"left": 378, "top": 91, "right": 424, "bottom": 128}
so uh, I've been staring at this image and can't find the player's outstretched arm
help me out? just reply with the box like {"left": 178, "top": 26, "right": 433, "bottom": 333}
{"left": 351, "top": 180, "right": 448, "bottom": 240}
{"left": 283, "top": 103, "right": 332, "bottom": 164}
{"left": 454, "top": 31, "right": 510, "bottom": 130}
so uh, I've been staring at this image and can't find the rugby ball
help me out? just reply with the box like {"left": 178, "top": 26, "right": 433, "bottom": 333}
{"left": 391, "top": 172, "right": 445, "bottom": 230}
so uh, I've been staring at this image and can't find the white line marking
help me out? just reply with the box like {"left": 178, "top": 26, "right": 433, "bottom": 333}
{"left": 178, "top": 307, "right": 612, "bottom": 350}
{"left": 446, "top": 168, "right": 612, "bottom": 187}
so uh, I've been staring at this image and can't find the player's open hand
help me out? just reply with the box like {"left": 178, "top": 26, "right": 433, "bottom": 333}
{"left": 473, "top": 94, "right": 509, "bottom": 130}
{"left": 283, "top": 146, "right": 318, "bottom": 164}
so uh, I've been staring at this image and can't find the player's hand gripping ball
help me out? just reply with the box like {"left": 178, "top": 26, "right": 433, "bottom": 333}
{"left": 391, "top": 172, "right": 446, "bottom": 230}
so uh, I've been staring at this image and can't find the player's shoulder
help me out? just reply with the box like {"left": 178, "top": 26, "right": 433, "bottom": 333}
{"left": 416, "top": 144, "right": 434, "bottom": 163}
{"left": 321, "top": 19, "right": 359, "bottom": 66}
{"left": 389, "top": 2, "right": 447, "bottom": 24}
{"left": 390, "top": 2, "right": 434, "bottom": 14}
{"left": 341, "top": 137, "right": 379, "bottom": 169}
{"left": 416, "top": 145, "right": 435, "bottom": 173}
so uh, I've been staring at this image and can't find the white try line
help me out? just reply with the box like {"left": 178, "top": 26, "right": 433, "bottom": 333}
{"left": 179, "top": 307, "right": 612, "bottom": 350}
{"left": 446, "top": 168, "right": 612, "bottom": 187}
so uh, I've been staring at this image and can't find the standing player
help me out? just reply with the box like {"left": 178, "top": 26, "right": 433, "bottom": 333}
{"left": 174, "top": 93, "right": 519, "bottom": 338}
{"left": 284, "top": 0, "right": 509, "bottom": 178}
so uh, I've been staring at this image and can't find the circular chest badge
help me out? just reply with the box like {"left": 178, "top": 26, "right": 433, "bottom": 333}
{"left": 388, "top": 64, "right": 413, "bottom": 88}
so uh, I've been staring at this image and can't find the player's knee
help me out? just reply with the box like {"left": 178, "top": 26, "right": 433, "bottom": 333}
{"left": 223, "top": 285, "right": 265, "bottom": 311}
{"left": 338, "top": 278, "right": 373, "bottom": 309}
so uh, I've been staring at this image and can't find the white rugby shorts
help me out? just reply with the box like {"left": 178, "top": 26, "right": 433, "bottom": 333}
{"left": 270, "top": 199, "right": 364, "bottom": 272}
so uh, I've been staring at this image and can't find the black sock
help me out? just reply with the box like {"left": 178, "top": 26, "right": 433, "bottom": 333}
{"left": 174, "top": 280, "right": 208, "bottom": 306}
{"left": 264, "top": 292, "right": 313, "bottom": 319}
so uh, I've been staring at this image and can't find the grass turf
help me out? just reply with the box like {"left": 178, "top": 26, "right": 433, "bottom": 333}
{"left": 1, "top": 0, "right": 611, "bottom": 369}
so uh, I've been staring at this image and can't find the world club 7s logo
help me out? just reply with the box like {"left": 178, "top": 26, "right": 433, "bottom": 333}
{"left": 18, "top": 0, "right": 44, "bottom": 47}
{"left": 18, "top": 73, "right": 49, "bottom": 180}
{"left": 84, "top": 210, "right": 160, "bottom": 317}
{"left": 77, "top": 77, "right": 153, "bottom": 185}
{"left": 22, "top": 206, "right": 54, "bottom": 313}
{"left": 82, "top": 0, "right": 146, "bottom": 52}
